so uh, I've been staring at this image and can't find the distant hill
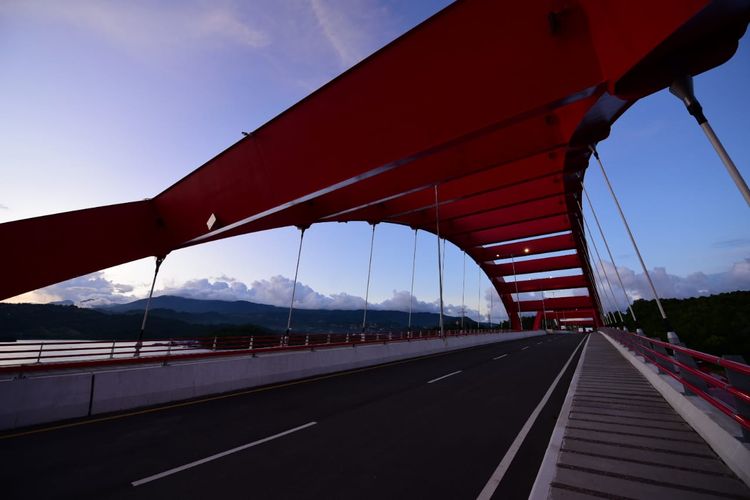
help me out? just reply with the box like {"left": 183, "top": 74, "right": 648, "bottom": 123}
{"left": 104, "top": 296, "right": 278, "bottom": 316}
{"left": 0, "top": 295, "right": 478, "bottom": 341}
{"left": 0, "top": 303, "right": 218, "bottom": 341}
{"left": 102, "top": 295, "right": 476, "bottom": 333}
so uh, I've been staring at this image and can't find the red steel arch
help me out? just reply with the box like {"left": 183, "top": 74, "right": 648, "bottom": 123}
{"left": 2, "top": 0, "right": 749, "bottom": 328}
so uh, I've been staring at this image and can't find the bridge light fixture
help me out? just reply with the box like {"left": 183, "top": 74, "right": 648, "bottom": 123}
{"left": 524, "top": 247, "right": 530, "bottom": 253}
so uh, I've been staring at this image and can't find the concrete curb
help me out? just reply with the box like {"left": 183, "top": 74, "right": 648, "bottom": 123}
{"left": 1, "top": 330, "right": 545, "bottom": 431}
{"left": 601, "top": 331, "right": 750, "bottom": 488}
{"left": 528, "top": 333, "right": 591, "bottom": 500}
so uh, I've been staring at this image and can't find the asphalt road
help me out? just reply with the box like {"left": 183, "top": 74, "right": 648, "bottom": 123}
{"left": 0, "top": 332, "right": 586, "bottom": 499}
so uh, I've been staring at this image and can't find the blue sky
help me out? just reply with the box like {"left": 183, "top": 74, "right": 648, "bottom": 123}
{"left": 1, "top": 0, "right": 748, "bottom": 320}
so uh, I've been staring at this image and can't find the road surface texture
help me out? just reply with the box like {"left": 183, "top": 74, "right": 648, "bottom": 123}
{"left": 1, "top": 333, "right": 585, "bottom": 499}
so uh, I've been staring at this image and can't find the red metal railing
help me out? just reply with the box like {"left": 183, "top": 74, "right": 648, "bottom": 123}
{"left": 602, "top": 327, "right": 750, "bottom": 434}
{"left": 0, "top": 328, "right": 513, "bottom": 375}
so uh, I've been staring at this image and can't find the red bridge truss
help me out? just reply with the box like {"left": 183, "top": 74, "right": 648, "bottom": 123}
{"left": 2, "top": 0, "right": 749, "bottom": 328}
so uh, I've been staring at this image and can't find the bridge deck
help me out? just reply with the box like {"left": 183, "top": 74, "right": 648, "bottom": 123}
{"left": 540, "top": 332, "right": 750, "bottom": 499}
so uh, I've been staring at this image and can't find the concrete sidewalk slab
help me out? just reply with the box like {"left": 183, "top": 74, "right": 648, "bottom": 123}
{"left": 531, "top": 332, "right": 750, "bottom": 500}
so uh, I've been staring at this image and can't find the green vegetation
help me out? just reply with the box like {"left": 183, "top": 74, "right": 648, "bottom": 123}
{"left": 621, "top": 291, "right": 750, "bottom": 359}
{"left": 0, "top": 303, "right": 266, "bottom": 341}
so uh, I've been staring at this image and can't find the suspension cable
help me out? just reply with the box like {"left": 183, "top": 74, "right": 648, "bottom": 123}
{"left": 362, "top": 223, "right": 376, "bottom": 334}
{"left": 590, "top": 145, "right": 671, "bottom": 329}
{"left": 510, "top": 254, "right": 522, "bottom": 330}
{"left": 442, "top": 238, "right": 447, "bottom": 279}
{"left": 571, "top": 219, "right": 610, "bottom": 326}
{"left": 136, "top": 255, "right": 166, "bottom": 357}
{"left": 575, "top": 196, "right": 623, "bottom": 325}
{"left": 461, "top": 250, "right": 466, "bottom": 330}
{"left": 581, "top": 182, "right": 637, "bottom": 323}
{"left": 489, "top": 277, "right": 493, "bottom": 327}
{"left": 585, "top": 228, "right": 619, "bottom": 326}
{"left": 477, "top": 265, "right": 481, "bottom": 329}
{"left": 434, "top": 186, "right": 445, "bottom": 337}
{"left": 408, "top": 228, "right": 418, "bottom": 332}
{"left": 286, "top": 227, "right": 306, "bottom": 336}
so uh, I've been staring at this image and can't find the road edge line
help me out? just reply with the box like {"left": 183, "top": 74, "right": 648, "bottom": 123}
{"left": 475, "top": 334, "right": 587, "bottom": 500}
{"left": 528, "top": 334, "right": 591, "bottom": 499}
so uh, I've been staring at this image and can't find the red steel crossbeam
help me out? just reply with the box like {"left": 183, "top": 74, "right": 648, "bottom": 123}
{"left": 496, "top": 274, "right": 588, "bottom": 294}
{"left": 475, "top": 233, "right": 577, "bottom": 262}
{"left": 485, "top": 254, "right": 582, "bottom": 277}
{"left": 518, "top": 296, "right": 593, "bottom": 312}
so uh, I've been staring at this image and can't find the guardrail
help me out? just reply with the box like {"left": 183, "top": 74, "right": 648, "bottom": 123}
{"left": 0, "top": 328, "right": 516, "bottom": 375}
{"left": 602, "top": 327, "right": 750, "bottom": 439}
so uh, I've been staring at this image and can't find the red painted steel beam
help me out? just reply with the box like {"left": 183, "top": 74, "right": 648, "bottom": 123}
{"left": 330, "top": 151, "right": 567, "bottom": 223}
{"left": 175, "top": 101, "right": 590, "bottom": 246}
{"left": 438, "top": 195, "right": 569, "bottom": 237}
{"left": 543, "top": 308, "right": 597, "bottom": 318}
{"left": 485, "top": 254, "right": 582, "bottom": 277}
{"left": 561, "top": 320, "right": 595, "bottom": 326}
{"left": 454, "top": 214, "right": 571, "bottom": 248}
{"left": 0, "top": 201, "right": 169, "bottom": 301}
{"left": 496, "top": 274, "right": 588, "bottom": 294}
{"left": 475, "top": 233, "right": 576, "bottom": 262}
{"left": 518, "top": 296, "right": 593, "bottom": 312}
{"left": 385, "top": 174, "right": 566, "bottom": 229}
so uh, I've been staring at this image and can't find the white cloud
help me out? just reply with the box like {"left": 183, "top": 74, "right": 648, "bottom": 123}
{"left": 0, "top": 0, "right": 269, "bottom": 58}
{"left": 9, "top": 259, "right": 747, "bottom": 316}
{"left": 308, "top": 0, "right": 394, "bottom": 68}
{"left": 162, "top": 275, "right": 478, "bottom": 316}
{"left": 3, "top": 272, "right": 134, "bottom": 306}
{"left": 598, "top": 258, "right": 750, "bottom": 310}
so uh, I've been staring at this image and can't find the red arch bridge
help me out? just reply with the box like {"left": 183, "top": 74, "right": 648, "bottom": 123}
{"left": 3, "top": 0, "right": 749, "bottom": 330}
{"left": 1, "top": 2, "right": 750, "bottom": 499}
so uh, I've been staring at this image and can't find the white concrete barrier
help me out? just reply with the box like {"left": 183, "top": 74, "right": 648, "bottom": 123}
{"left": 0, "top": 372, "right": 93, "bottom": 430}
{"left": 1, "top": 331, "right": 545, "bottom": 431}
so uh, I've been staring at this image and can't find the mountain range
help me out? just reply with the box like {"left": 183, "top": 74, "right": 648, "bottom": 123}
{"left": 0, "top": 295, "right": 479, "bottom": 341}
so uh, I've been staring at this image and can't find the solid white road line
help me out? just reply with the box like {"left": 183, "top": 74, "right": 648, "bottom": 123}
{"left": 521, "top": 346, "right": 530, "bottom": 351}
{"left": 529, "top": 335, "right": 590, "bottom": 499}
{"left": 493, "top": 354, "right": 508, "bottom": 361}
{"left": 427, "top": 370, "right": 462, "bottom": 384}
{"left": 536, "top": 342, "right": 543, "bottom": 345}
{"left": 475, "top": 336, "right": 587, "bottom": 500}
{"left": 132, "top": 422, "right": 317, "bottom": 487}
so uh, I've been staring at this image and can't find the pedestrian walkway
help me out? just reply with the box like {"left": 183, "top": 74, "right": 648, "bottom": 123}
{"left": 538, "top": 332, "right": 750, "bottom": 499}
